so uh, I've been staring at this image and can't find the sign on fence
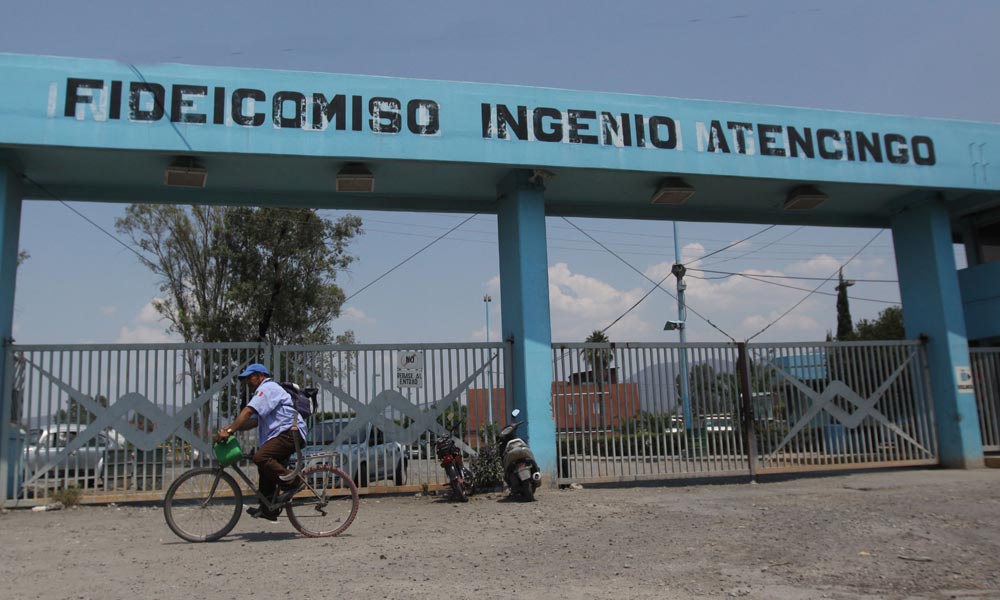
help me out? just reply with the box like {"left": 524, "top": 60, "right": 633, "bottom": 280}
{"left": 396, "top": 350, "right": 425, "bottom": 388}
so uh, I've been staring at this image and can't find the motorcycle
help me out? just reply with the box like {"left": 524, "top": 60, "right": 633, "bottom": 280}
{"left": 497, "top": 409, "right": 541, "bottom": 501}
{"left": 434, "top": 423, "right": 472, "bottom": 502}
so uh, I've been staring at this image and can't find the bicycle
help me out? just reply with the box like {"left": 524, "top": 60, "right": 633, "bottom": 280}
{"left": 163, "top": 430, "right": 359, "bottom": 542}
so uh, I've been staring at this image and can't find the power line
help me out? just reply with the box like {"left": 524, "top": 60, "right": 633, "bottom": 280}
{"left": 689, "top": 268, "right": 897, "bottom": 284}
{"left": 127, "top": 64, "right": 194, "bottom": 152}
{"left": 699, "top": 226, "right": 804, "bottom": 267}
{"left": 362, "top": 225, "right": 895, "bottom": 260}
{"left": 560, "top": 217, "right": 736, "bottom": 342}
{"left": 343, "top": 213, "right": 479, "bottom": 304}
{"left": 21, "top": 175, "right": 154, "bottom": 264}
{"left": 745, "top": 230, "right": 886, "bottom": 342}
{"left": 683, "top": 225, "right": 777, "bottom": 266}
{"left": 363, "top": 214, "right": 894, "bottom": 250}
{"left": 599, "top": 272, "right": 673, "bottom": 335}
{"left": 687, "top": 272, "right": 899, "bottom": 304}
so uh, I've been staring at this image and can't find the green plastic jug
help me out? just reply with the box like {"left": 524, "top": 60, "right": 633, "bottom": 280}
{"left": 214, "top": 436, "right": 243, "bottom": 467}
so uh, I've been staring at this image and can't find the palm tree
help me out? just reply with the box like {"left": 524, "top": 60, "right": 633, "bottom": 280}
{"left": 582, "top": 330, "right": 615, "bottom": 382}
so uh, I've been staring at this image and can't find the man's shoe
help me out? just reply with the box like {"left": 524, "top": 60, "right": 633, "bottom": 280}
{"left": 246, "top": 506, "right": 281, "bottom": 521}
{"left": 274, "top": 481, "right": 306, "bottom": 504}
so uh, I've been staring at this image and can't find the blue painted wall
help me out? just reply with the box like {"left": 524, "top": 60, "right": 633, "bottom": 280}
{"left": 1, "top": 54, "right": 999, "bottom": 194}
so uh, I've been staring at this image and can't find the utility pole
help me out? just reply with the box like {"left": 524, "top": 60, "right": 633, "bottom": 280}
{"left": 484, "top": 294, "right": 494, "bottom": 425}
{"left": 673, "top": 221, "right": 693, "bottom": 431}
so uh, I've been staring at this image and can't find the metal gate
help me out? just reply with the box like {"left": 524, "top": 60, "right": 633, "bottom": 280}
{"left": 553, "top": 340, "right": 938, "bottom": 484}
{"left": 3, "top": 342, "right": 508, "bottom": 506}
{"left": 275, "top": 343, "right": 509, "bottom": 493}
{"left": 747, "top": 341, "right": 937, "bottom": 474}
{"left": 971, "top": 348, "right": 1000, "bottom": 451}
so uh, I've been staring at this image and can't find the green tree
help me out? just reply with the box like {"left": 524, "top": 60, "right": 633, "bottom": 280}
{"left": 57, "top": 395, "right": 109, "bottom": 424}
{"left": 852, "top": 306, "right": 905, "bottom": 340}
{"left": 581, "top": 330, "right": 614, "bottom": 381}
{"left": 675, "top": 364, "right": 737, "bottom": 414}
{"left": 116, "top": 205, "right": 363, "bottom": 438}
{"left": 835, "top": 268, "right": 855, "bottom": 340}
{"left": 115, "top": 205, "right": 363, "bottom": 345}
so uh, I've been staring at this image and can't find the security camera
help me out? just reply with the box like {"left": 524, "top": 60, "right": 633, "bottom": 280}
{"left": 663, "top": 320, "right": 685, "bottom": 331}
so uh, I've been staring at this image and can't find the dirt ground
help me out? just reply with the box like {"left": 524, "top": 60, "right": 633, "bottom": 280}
{"left": 1, "top": 468, "right": 999, "bottom": 600}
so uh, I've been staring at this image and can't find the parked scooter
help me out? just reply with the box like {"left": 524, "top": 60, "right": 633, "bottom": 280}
{"left": 434, "top": 423, "right": 472, "bottom": 502}
{"left": 497, "top": 409, "right": 541, "bottom": 501}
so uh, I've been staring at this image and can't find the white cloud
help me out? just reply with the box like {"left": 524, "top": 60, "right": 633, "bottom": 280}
{"left": 473, "top": 251, "right": 899, "bottom": 346}
{"left": 341, "top": 306, "right": 375, "bottom": 324}
{"left": 116, "top": 301, "right": 178, "bottom": 343}
{"left": 136, "top": 302, "right": 162, "bottom": 324}
{"left": 547, "top": 263, "right": 652, "bottom": 341}
{"left": 117, "top": 325, "right": 175, "bottom": 344}
{"left": 470, "top": 325, "right": 501, "bottom": 342}
{"left": 786, "top": 254, "right": 842, "bottom": 278}
{"left": 681, "top": 242, "right": 706, "bottom": 264}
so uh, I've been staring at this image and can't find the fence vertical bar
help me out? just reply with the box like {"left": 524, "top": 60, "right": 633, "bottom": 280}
{"left": 737, "top": 343, "right": 758, "bottom": 481}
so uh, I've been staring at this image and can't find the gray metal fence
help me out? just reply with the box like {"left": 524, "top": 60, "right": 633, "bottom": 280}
{"left": 3, "top": 341, "right": 508, "bottom": 506}
{"left": 3, "top": 343, "right": 267, "bottom": 504}
{"left": 552, "top": 342, "right": 748, "bottom": 483}
{"left": 553, "top": 340, "right": 938, "bottom": 484}
{"left": 971, "top": 348, "right": 1000, "bottom": 451}
{"left": 276, "top": 343, "right": 509, "bottom": 493}
{"left": 4, "top": 339, "right": 939, "bottom": 504}
{"left": 747, "top": 341, "right": 937, "bottom": 473}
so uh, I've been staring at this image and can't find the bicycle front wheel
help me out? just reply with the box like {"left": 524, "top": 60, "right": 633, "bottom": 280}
{"left": 163, "top": 467, "right": 243, "bottom": 542}
{"left": 286, "top": 465, "right": 359, "bottom": 538}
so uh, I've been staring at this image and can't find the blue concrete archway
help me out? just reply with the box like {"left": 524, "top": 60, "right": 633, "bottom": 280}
{"left": 1, "top": 53, "right": 998, "bottom": 482}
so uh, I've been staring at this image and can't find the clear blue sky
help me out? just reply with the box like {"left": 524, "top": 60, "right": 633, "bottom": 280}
{"left": 3, "top": 1, "right": 996, "bottom": 345}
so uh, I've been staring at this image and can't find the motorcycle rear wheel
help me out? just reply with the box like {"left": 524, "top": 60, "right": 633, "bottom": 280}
{"left": 450, "top": 476, "right": 469, "bottom": 502}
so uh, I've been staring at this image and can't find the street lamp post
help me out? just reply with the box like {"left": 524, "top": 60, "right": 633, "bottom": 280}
{"left": 484, "top": 294, "right": 494, "bottom": 425}
{"left": 673, "top": 221, "right": 693, "bottom": 432}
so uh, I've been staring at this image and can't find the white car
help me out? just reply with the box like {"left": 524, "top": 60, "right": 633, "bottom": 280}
{"left": 302, "top": 418, "right": 408, "bottom": 487}
{"left": 23, "top": 424, "right": 126, "bottom": 486}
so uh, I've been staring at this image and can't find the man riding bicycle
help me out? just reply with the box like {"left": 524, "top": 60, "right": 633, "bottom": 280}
{"left": 216, "top": 363, "right": 307, "bottom": 521}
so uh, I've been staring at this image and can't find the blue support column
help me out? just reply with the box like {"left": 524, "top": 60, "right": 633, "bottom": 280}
{"left": 891, "top": 196, "right": 984, "bottom": 468}
{"left": 0, "top": 164, "right": 22, "bottom": 500}
{"left": 496, "top": 170, "right": 557, "bottom": 476}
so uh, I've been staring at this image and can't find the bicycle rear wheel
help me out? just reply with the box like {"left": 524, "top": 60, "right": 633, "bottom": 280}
{"left": 163, "top": 467, "right": 243, "bottom": 542}
{"left": 286, "top": 465, "right": 359, "bottom": 538}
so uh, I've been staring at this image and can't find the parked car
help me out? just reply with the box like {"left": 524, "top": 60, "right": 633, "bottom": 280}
{"left": 23, "top": 424, "right": 126, "bottom": 487}
{"left": 302, "top": 418, "right": 408, "bottom": 487}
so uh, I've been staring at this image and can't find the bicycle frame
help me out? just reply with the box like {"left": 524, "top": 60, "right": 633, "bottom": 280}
{"left": 204, "top": 449, "right": 344, "bottom": 512}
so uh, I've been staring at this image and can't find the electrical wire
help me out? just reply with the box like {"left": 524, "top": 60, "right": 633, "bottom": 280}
{"left": 699, "top": 226, "right": 804, "bottom": 268}
{"left": 21, "top": 175, "right": 154, "bottom": 264}
{"left": 127, "top": 64, "right": 194, "bottom": 152}
{"left": 343, "top": 213, "right": 479, "bottom": 303}
{"left": 560, "top": 217, "right": 736, "bottom": 342}
{"left": 364, "top": 215, "right": 894, "bottom": 251}
{"left": 745, "top": 230, "right": 886, "bottom": 341}
{"left": 687, "top": 272, "right": 899, "bottom": 304}
{"left": 689, "top": 267, "right": 897, "bottom": 284}
{"left": 683, "top": 224, "right": 777, "bottom": 267}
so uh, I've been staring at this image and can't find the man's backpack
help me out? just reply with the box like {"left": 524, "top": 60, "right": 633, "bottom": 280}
{"left": 280, "top": 382, "right": 317, "bottom": 419}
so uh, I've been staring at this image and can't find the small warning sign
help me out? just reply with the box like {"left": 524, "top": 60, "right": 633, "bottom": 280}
{"left": 396, "top": 350, "right": 425, "bottom": 388}
{"left": 955, "top": 366, "right": 974, "bottom": 393}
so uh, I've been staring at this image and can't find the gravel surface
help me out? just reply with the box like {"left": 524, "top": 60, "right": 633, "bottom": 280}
{"left": 1, "top": 468, "right": 999, "bottom": 599}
